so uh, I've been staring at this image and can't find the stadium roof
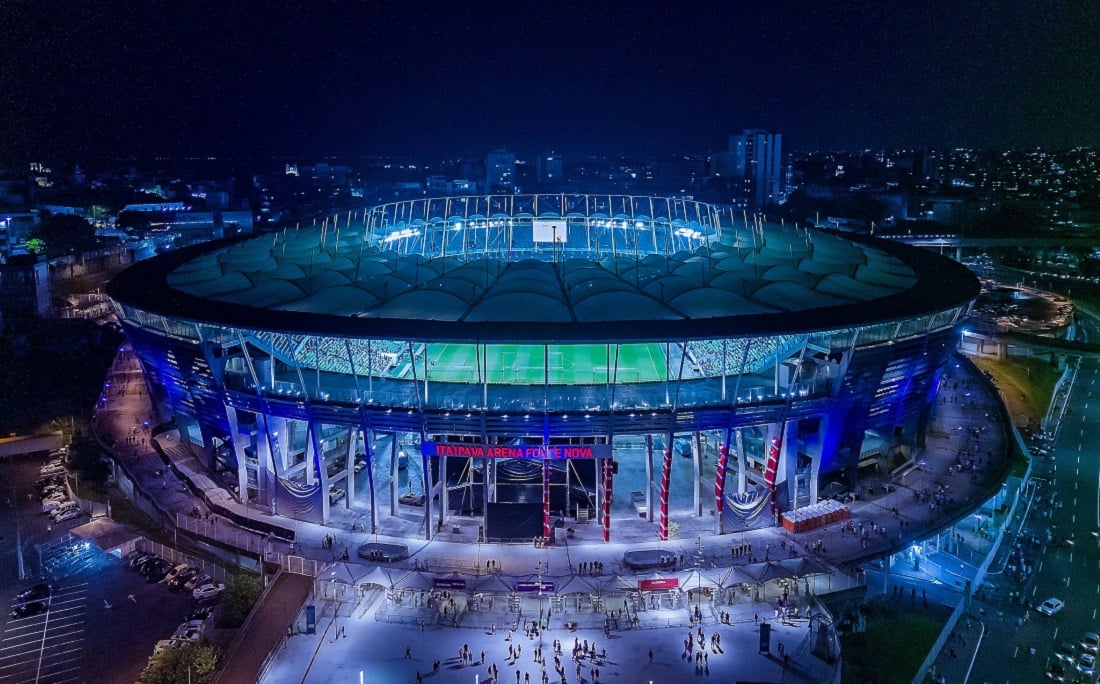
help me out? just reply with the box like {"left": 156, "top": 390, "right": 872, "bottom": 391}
{"left": 109, "top": 216, "right": 979, "bottom": 344}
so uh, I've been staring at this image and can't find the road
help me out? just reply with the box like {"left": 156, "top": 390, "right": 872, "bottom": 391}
{"left": 967, "top": 314, "right": 1100, "bottom": 682}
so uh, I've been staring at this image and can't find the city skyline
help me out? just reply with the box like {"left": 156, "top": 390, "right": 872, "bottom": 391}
{"left": 1, "top": 1, "right": 1097, "bottom": 163}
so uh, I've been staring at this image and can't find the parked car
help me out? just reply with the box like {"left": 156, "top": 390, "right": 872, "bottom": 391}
{"left": 192, "top": 582, "right": 226, "bottom": 600}
{"left": 52, "top": 507, "right": 85, "bottom": 523}
{"left": 161, "top": 563, "right": 191, "bottom": 585}
{"left": 1039, "top": 598, "right": 1066, "bottom": 615}
{"left": 171, "top": 622, "right": 203, "bottom": 643}
{"left": 127, "top": 552, "right": 156, "bottom": 571}
{"left": 1055, "top": 641, "right": 1077, "bottom": 662}
{"left": 184, "top": 574, "right": 212, "bottom": 592}
{"left": 10, "top": 601, "right": 46, "bottom": 619}
{"left": 168, "top": 567, "right": 200, "bottom": 591}
{"left": 1082, "top": 632, "right": 1100, "bottom": 654}
{"left": 15, "top": 583, "right": 52, "bottom": 602}
{"left": 1046, "top": 660, "right": 1068, "bottom": 681}
{"left": 1077, "top": 652, "right": 1095, "bottom": 676}
{"left": 50, "top": 502, "right": 80, "bottom": 519}
{"left": 186, "top": 606, "right": 214, "bottom": 622}
{"left": 42, "top": 495, "right": 69, "bottom": 512}
{"left": 144, "top": 558, "right": 174, "bottom": 581}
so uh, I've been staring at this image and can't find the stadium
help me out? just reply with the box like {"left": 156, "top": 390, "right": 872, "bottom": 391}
{"left": 106, "top": 194, "right": 980, "bottom": 545}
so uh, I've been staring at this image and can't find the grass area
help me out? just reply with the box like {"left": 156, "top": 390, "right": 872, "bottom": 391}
{"left": 427, "top": 342, "right": 667, "bottom": 384}
{"left": 970, "top": 355, "right": 1059, "bottom": 428}
{"left": 840, "top": 599, "right": 950, "bottom": 684}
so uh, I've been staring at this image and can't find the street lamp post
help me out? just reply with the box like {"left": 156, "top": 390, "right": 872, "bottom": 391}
{"left": 695, "top": 535, "right": 704, "bottom": 604}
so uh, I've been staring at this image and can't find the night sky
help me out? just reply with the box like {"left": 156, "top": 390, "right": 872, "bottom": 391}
{"left": 1, "top": 0, "right": 1097, "bottom": 162}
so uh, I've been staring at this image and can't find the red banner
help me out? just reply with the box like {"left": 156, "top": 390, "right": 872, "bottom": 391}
{"left": 639, "top": 578, "right": 679, "bottom": 591}
{"left": 602, "top": 457, "right": 612, "bottom": 542}
{"left": 658, "top": 446, "right": 673, "bottom": 540}
{"left": 715, "top": 443, "right": 729, "bottom": 514}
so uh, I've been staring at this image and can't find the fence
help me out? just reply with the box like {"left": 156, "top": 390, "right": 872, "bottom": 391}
{"left": 175, "top": 512, "right": 272, "bottom": 556}
{"left": 273, "top": 553, "right": 323, "bottom": 578}
{"left": 135, "top": 538, "right": 231, "bottom": 583}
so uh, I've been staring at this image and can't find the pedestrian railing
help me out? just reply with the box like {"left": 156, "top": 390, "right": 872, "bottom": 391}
{"left": 135, "top": 538, "right": 231, "bottom": 582}
{"left": 273, "top": 553, "right": 323, "bottom": 578}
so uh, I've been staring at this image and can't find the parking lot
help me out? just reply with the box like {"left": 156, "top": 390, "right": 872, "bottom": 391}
{"left": 0, "top": 454, "right": 208, "bottom": 681}
{"left": 0, "top": 582, "right": 89, "bottom": 683}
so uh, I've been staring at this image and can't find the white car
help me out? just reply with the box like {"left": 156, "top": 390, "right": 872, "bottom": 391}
{"left": 1082, "top": 632, "right": 1100, "bottom": 653}
{"left": 50, "top": 502, "right": 79, "bottom": 518}
{"left": 1077, "top": 652, "right": 1096, "bottom": 676}
{"left": 1038, "top": 597, "right": 1065, "bottom": 615}
{"left": 171, "top": 621, "right": 203, "bottom": 643}
{"left": 192, "top": 582, "right": 225, "bottom": 600}
{"left": 52, "top": 507, "right": 85, "bottom": 523}
{"left": 41, "top": 496, "right": 70, "bottom": 512}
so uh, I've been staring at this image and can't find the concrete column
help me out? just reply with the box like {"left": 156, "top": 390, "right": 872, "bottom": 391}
{"left": 692, "top": 431, "right": 703, "bottom": 517}
{"left": 304, "top": 421, "right": 317, "bottom": 487}
{"left": 439, "top": 455, "right": 448, "bottom": 531}
{"left": 389, "top": 433, "right": 398, "bottom": 516}
{"left": 268, "top": 416, "right": 289, "bottom": 472}
{"left": 307, "top": 420, "right": 329, "bottom": 524}
{"left": 780, "top": 420, "right": 798, "bottom": 511}
{"left": 422, "top": 447, "right": 434, "bottom": 540}
{"left": 735, "top": 429, "right": 747, "bottom": 494}
{"left": 346, "top": 428, "right": 357, "bottom": 506}
{"left": 365, "top": 428, "right": 379, "bottom": 533}
{"left": 255, "top": 415, "right": 274, "bottom": 493}
{"left": 482, "top": 457, "right": 490, "bottom": 521}
{"left": 226, "top": 407, "right": 251, "bottom": 505}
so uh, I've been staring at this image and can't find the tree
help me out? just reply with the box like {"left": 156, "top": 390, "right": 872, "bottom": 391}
{"left": 139, "top": 643, "right": 219, "bottom": 684}
{"left": 67, "top": 436, "right": 111, "bottom": 492}
{"left": 27, "top": 213, "right": 98, "bottom": 259}
{"left": 218, "top": 573, "right": 262, "bottom": 628}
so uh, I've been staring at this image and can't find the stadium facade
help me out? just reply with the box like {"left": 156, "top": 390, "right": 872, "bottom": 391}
{"left": 107, "top": 195, "right": 980, "bottom": 543}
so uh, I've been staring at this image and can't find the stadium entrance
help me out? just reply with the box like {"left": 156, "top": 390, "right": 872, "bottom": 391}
{"left": 425, "top": 441, "right": 606, "bottom": 542}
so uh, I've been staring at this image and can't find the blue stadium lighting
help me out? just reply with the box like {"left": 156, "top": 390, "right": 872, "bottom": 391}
{"left": 107, "top": 194, "right": 979, "bottom": 541}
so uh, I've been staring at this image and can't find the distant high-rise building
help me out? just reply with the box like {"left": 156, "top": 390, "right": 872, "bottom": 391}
{"left": 486, "top": 149, "right": 516, "bottom": 193}
{"left": 537, "top": 152, "right": 563, "bottom": 183}
{"left": 728, "top": 130, "right": 783, "bottom": 209}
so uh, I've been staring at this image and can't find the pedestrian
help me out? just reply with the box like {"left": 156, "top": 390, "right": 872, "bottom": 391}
{"left": 406, "top": 646, "right": 412, "bottom": 659}
{"left": 648, "top": 648, "right": 653, "bottom": 663}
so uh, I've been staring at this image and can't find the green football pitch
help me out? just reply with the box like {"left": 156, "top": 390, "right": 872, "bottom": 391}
{"left": 425, "top": 343, "right": 667, "bottom": 384}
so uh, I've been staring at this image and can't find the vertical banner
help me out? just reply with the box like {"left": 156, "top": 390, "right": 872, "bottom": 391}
{"left": 715, "top": 432, "right": 731, "bottom": 515}
{"left": 658, "top": 446, "right": 673, "bottom": 540}
{"left": 602, "top": 457, "right": 612, "bottom": 542}
{"left": 764, "top": 434, "right": 782, "bottom": 515}
{"left": 542, "top": 457, "right": 552, "bottom": 541}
